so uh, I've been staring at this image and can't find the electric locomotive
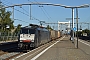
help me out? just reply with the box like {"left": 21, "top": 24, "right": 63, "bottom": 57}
{"left": 18, "top": 24, "right": 50, "bottom": 49}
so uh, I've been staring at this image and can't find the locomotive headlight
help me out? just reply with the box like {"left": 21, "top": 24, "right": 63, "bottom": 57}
{"left": 31, "top": 39, "right": 34, "bottom": 42}
{"left": 20, "top": 40, "right": 23, "bottom": 42}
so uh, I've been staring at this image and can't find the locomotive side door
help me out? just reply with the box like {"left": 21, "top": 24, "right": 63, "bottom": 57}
{"left": 35, "top": 29, "right": 38, "bottom": 47}
{"left": 35, "top": 30, "right": 41, "bottom": 47}
{"left": 38, "top": 30, "right": 41, "bottom": 46}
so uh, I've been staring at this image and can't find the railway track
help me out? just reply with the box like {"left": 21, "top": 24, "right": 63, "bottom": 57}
{"left": 0, "top": 45, "right": 26, "bottom": 60}
{"left": 0, "top": 41, "right": 20, "bottom": 60}
{"left": 10, "top": 40, "right": 59, "bottom": 60}
{"left": 0, "top": 38, "right": 60, "bottom": 60}
{"left": 79, "top": 36, "right": 90, "bottom": 42}
{"left": 0, "top": 50, "right": 8, "bottom": 56}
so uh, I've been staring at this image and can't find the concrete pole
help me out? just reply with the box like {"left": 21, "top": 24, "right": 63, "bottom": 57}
{"left": 12, "top": 7, "right": 14, "bottom": 20}
{"left": 76, "top": 8, "right": 78, "bottom": 48}
{"left": 72, "top": 8, "right": 74, "bottom": 28}
{"left": 58, "top": 21, "right": 60, "bottom": 30}
{"left": 30, "top": 5, "right": 31, "bottom": 20}
{"left": 68, "top": 21, "right": 70, "bottom": 28}
{"left": 68, "top": 21, "right": 70, "bottom": 33}
{"left": 72, "top": 8, "right": 74, "bottom": 42}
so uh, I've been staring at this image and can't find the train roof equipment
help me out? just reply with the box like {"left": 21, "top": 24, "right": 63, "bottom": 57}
{"left": 20, "top": 24, "right": 48, "bottom": 31}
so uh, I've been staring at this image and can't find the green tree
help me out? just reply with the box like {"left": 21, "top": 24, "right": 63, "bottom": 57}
{"left": 14, "top": 24, "right": 21, "bottom": 35}
{"left": 0, "top": 2, "right": 14, "bottom": 32}
{"left": 46, "top": 25, "right": 53, "bottom": 30}
{"left": 82, "top": 29, "right": 90, "bottom": 35}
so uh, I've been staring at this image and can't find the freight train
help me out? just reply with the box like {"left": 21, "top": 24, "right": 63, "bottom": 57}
{"left": 18, "top": 24, "right": 61, "bottom": 49}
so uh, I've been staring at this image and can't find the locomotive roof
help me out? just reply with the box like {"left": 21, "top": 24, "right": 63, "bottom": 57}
{"left": 21, "top": 26, "right": 49, "bottom": 31}
{"left": 37, "top": 28, "right": 49, "bottom": 31}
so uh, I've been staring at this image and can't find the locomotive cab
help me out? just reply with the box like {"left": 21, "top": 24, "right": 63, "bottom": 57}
{"left": 18, "top": 27, "right": 36, "bottom": 49}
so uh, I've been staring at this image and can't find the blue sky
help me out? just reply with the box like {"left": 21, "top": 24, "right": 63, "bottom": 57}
{"left": 1, "top": 0, "right": 90, "bottom": 30}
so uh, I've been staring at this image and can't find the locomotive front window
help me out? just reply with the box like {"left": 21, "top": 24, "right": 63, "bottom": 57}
{"left": 20, "top": 28, "right": 35, "bottom": 34}
{"left": 20, "top": 29, "right": 28, "bottom": 34}
{"left": 29, "top": 29, "right": 35, "bottom": 34}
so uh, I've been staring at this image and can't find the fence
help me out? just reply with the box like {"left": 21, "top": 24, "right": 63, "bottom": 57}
{"left": 0, "top": 32, "right": 18, "bottom": 42}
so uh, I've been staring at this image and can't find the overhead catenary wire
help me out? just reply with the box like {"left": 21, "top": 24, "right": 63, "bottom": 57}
{"left": 31, "top": 0, "right": 54, "bottom": 27}
{"left": 1, "top": 0, "right": 30, "bottom": 23}
{"left": 20, "top": 6, "right": 29, "bottom": 14}
{"left": 3, "top": 0, "right": 29, "bottom": 14}
{"left": 14, "top": 18, "right": 29, "bottom": 23}
{"left": 36, "top": 0, "right": 58, "bottom": 29}
{"left": 2, "top": 0, "right": 12, "bottom": 5}
{"left": 42, "top": 7, "right": 52, "bottom": 20}
{"left": 40, "top": 7, "right": 50, "bottom": 20}
{"left": 28, "top": 0, "right": 51, "bottom": 21}
{"left": 2, "top": 0, "right": 41, "bottom": 22}
{"left": 1, "top": 1, "right": 33, "bottom": 25}
{"left": 2, "top": 2, "right": 29, "bottom": 16}
{"left": 33, "top": 0, "right": 53, "bottom": 22}
{"left": 1, "top": 0, "right": 75, "bottom": 27}
{"left": 27, "top": 0, "right": 48, "bottom": 26}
